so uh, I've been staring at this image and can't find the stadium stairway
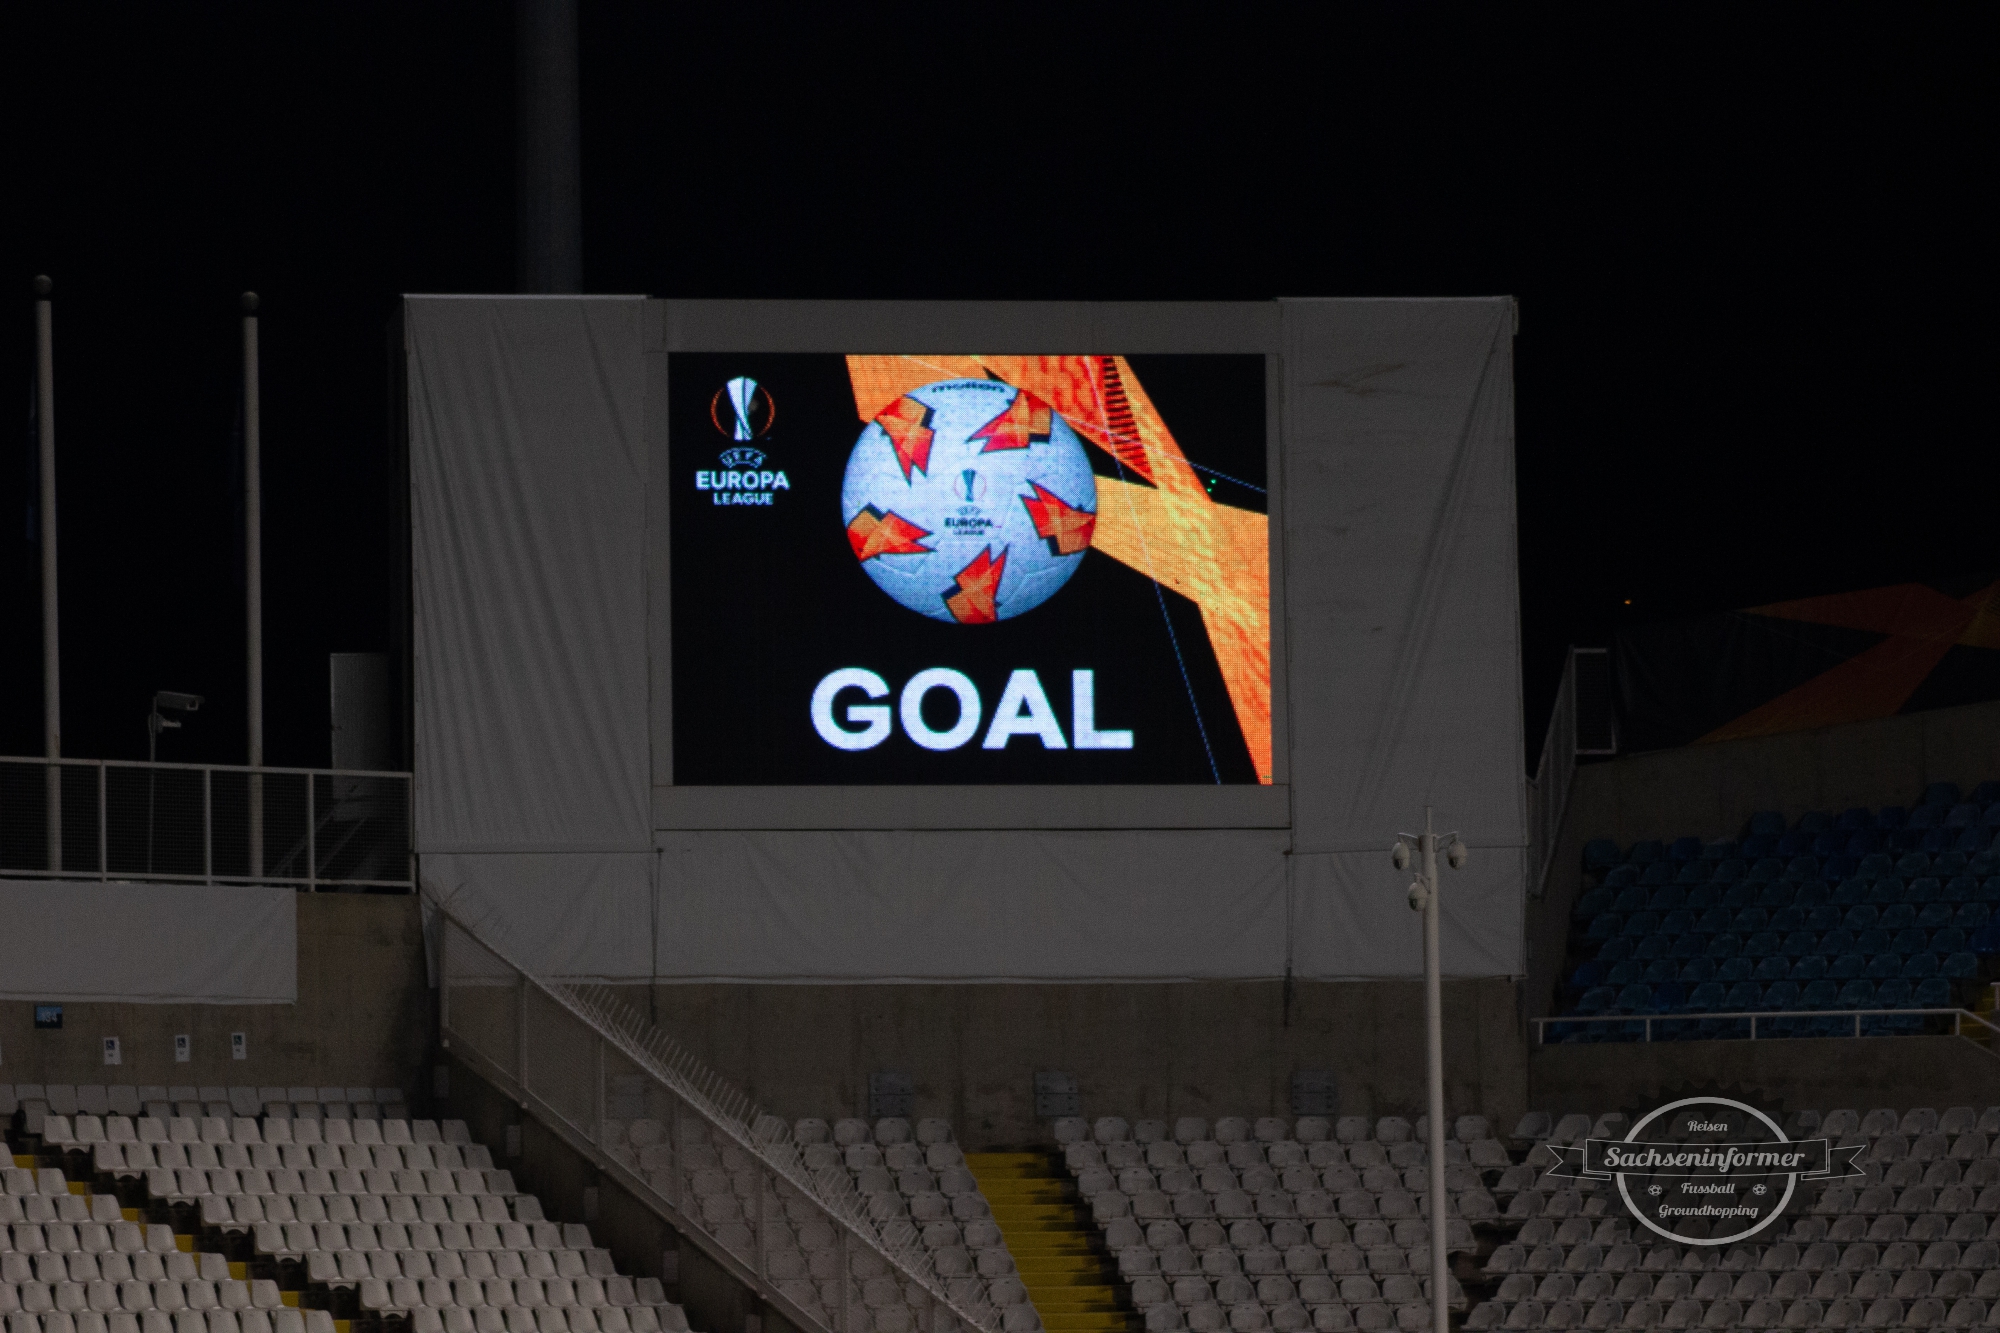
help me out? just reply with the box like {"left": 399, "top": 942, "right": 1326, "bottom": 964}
{"left": 961, "top": 1155, "right": 1130, "bottom": 1333}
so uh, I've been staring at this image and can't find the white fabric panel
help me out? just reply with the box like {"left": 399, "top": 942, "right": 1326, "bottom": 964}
{"left": 650, "top": 831, "right": 1288, "bottom": 980}
{"left": 1277, "top": 298, "right": 1524, "bottom": 975}
{"left": 406, "top": 296, "right": 652, "bottom": 853}
{"left": 421, "top": 852, "right": 654, "bottom": 980}
{"left": 0, "top": 880, "right": 296, "bottom": 1003}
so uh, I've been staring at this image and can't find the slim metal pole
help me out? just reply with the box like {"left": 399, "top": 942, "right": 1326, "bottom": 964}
{"left": 244, "top": 292, "right": 264, "bottom": 879}
{"left": 35, "top": 276, "right": 61, "bottom": 872}
{"left": 1421, "top": 807, "right": 1448, "bottom": 1333}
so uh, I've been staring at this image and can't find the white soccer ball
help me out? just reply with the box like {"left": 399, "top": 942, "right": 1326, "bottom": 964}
{"left": 841, "top": 378, "right": 1098, "bottom": 624}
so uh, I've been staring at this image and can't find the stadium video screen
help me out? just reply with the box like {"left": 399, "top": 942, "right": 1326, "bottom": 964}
{"left": 670, "top": 354, "right": 1270, "bottom": 785}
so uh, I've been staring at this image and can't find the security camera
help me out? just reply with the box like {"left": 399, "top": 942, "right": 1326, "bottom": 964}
{"left": 1408, "top": 882, "right": 1431, "bottom": 912}
{"left": 154, "top": 691, "right": 203, "bottom": 712}
{"left": 1391, "top": 843, "right": 1410, "bottom": 871}
{"left": 1447, "top": 838, "right": 1468, "bottom": 870}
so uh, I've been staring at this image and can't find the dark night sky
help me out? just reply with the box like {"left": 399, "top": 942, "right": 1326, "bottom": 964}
{"left": 0, "top": 5, "right": 1989, "bottom": 770}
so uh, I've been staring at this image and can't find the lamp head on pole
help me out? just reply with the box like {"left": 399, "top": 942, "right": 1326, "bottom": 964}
{"left": 241, "top": 291, "right": 260, "bottom": 315}
{"left": 33, "top": 275, "right": 52, "bottom": 298}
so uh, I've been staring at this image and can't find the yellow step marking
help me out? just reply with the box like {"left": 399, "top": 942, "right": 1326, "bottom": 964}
{"left": 965, "top": 1152, "right": 1132, "bottom": 1333}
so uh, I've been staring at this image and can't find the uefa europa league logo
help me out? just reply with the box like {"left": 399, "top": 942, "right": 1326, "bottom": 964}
{"left": 710, "top": 376, "right": 774, "bottom": 441}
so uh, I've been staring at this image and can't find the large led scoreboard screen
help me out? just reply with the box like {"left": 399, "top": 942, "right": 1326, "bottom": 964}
{"left": 669, "top": 354, "right": 1270, "bottom": 785}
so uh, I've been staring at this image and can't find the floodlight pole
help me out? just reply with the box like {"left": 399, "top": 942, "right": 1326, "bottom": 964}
{"left": 1395, "top": 807, "right": 1463, "bottom": 1333}
{"left": 244, "top": 292, "right": 264, "bottom": 877}
{"left": 34, "top": 276, "right": 61, "bottom": 872}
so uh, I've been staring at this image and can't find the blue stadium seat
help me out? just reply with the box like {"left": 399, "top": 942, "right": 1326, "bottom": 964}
{"left": 1632, "top": 934, "right": 1669, "bottom": 961}
{"left": 1829, "top": 953, "right": 1866, "bottom": 980}
{"left": 1731, "top": 907, "right": 1769, "bottom": 933}
{"left": 1648, "top": 885, "right": 1689, "bottom": 911}
{"left": 1874, "top": 977, "right": 1913, "bottom": 1008}
{"left": 1821, "top": 855, "right": 1858, "bottom": 882}
{"left": 1669, "top": 835, "right": 1702, "bottom": 861}
{"left": 1782, "top": 855, "right": 1819, "bottom": 882}
{"left": 1705, "top": 934, "right": 1742, "bottom": 960}
{"left": 1810, "top": 831, "right": 1843, "bottom": 858}
{"left": 1717, "top": 956, "right": 1755, "bottom": 983}
{"left": 1934, "top": 850, "right": 1971, "bottom": 876}
{"left": 1768, "top": 905, "right": 1806, "bottom": 932}
{"left": 1761, "top": 980, "right": 1800, "bottom": 1010}
{"left": 1863, "top": 879, "right": 1903, "bottom": 906}
{"left": 1752, "top": 955, "right": 1791, "bottom": 981}
{"left": 1652, "top": 980, "right": 1687, "bottom": 1010}
{"left": 1943, "top": 875, "right": 1979, "bottom": 903}
{"left": 1775, "top": 832, "right": 1812, "bottom": 858}
{"left": 1863, "top": 978, "right": 1914, "bottom": 1033}
{"left": 1754, "top": 882, "right": 1794, "bottom": 910}
{"left": 1906, "top": 876, "right": 1943, "bottom": 903}
{"left": 1685, "top": 981, "right": 1727, "bottom": 1012}
{"left": 1660, "top": 908, "right": 1696, "bottom": 935}
{"left": 1741, "top": 832, "right": 1779, "bottom": 858}
{"left": 1789, "top": 955, "right": 1828, "bottom": 981}
{"left": 1951, "top": 826, "right": 1985, "bottom": 853}
{"left": 1909, "top": 806, "right": 1945, "bottom": 832}
{"left": 1792, "top": 879, "right": 1831, "bottom": 907}
{"left": 1643, "top": 958, "right": 1680, "bottom": 984}
{"left": 1922, "top": 782, "right": 1962, "bottom": 808}
{"left": 1622, "top": 910, "right": 1661, "bottom": 938}
{"left": 1891, "top": 927, "right": 1931, "bottom": 954}
{"left": 1723, "top": 981, "right": 1763, "bottom": 1011}
{"left": 1844, "top": 829, "right": 1881, "bottom": 856}
{"left": 1976, "top": 878, "right": 2000, "bottom": 905}
{"left": 1947, "top": 802, "right": 1982, "bottom": 829}
{"left": 1569, "top": 961, "right": 1605, "bottom": 991}
{"left": 1685, "top": 883, "right": 1722, "bottom": 909}
{"left": 1613, "top": 983, "right": 1655, "bottom": 1014}
{"left": 1830, "top": 878, "right": 1868, "bottom": 907}
{"left": 1613, "top": 886, "right": 1650, "bottom": 912}
{"left": 1800, "top": 979, "right": 1840, "bottom": 1009}
{"left": 1747, "top": 811, "right": 1786, "bottom": 837}
{"left": 1641, "top": 861, "right": 1674, "bottom": 885}
{"left": 1779, "top": 930, "right": 1818, "bottom": 958}
{"left": 1880, "top": 903, "right": 1918, "bottom": 931}
{"left": 1678, "top": 958, "right": 1717, "bottom": 985}
{"left": 1975, "top": 781, "right": 2000, "bottom": 804}
{"left": 1916, "top": 901, "right": 1955, "bottom": 929}
{"left": 1877, "top": 806, "right": 1908, "bottom": 830}
{"left": 1746, "top": 857, "right": 1784, "bottom": 882}
{"left": 1954, "top": 903, "right": 1992, "bottom": 930}
{"left": 1743, "top": 931, "right": 1783, "bottom": 958}
{"left": 1902, "top": 953, "right": 1940, "bottom": 980}
{"left": 1596, "top": 937, "right": 1633, "bottom": 962}
{"left": 1857, "top": 852, "right": 1896, "bottom": 877}
{"left": 1604, "top": 863, "right": 1641, "bottom": 887}
{"left": 1837, "top": 979, "right": 1876, "bottom": 1008}
{"left": 1897, "top": 852, "right": 1932, "bottom": 876}
{"left": 1700, "top": 840, "right": 1739, "bottom": 861}
{"left": 1973, "top": 918, "right": 2000, "bottom": 955}
{"left": 1864, "top": 953, "right": 1903, "bottom": 981}
{"left": 1721, "top": 882, "right": 1759, "bottom": 909}
{"left": 1629, "top": 839, "right": 1665, "bottom": 863}
{"left": 1920, "top": 827, "right": 1954, "bottom": 854}
{"left": 1893, "top": 827, "right": 1929, "bottom": 852}
{"left": 1805, "top": 905, "right": 1843, "bottom": 931}
{"left": 1837, "top": 807, "right": 1873, "bottom": 831}
{"left": 1913, "top": 976, "right": 1952, "bottom": 1008}
{"left": 1576, "top": 986, "right": 1615, "bottom": 1015}
{"left": 1931, "top": 926, "right": 1968, "bottom": 954}
{"left": 1573, "top": 886, "right": 1615, "bottom": 920}
{"left": 1855, "top": 927, "right": 1892, "bottom": 955}
{"left": 1606, "top": 960, "right": 1642, "bottom": 987}
{"left": 1713, "top": 858, "right": 1748, "bottom": 880}
{"left": 1843, "top": 905, "right": 1879, "bottom": 931}
{"left": 1668, "top": 933, "right": 1707, "bottom": 961}
{"left": 1583, "top": 838, "right": 1620, "bottom": 869}
{"left": 1942, "top": 951, "right": 1979, "bottom": 980}
{"left": 1815, "top": 928, "right": 1856, "bottom": 958}
{"left": 1693, "top": 906, "right": 1731, "bottom": 933}
{"left": 1587, "top": 913, "right": 1624, "bottom": 941}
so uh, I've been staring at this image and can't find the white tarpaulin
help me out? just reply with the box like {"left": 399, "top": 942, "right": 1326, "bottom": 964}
{"left": 0, "top": 880, "right": 296, "bottom": 1003}
{"left": 406, "top": 297, "right": 1524, "bottom": 979}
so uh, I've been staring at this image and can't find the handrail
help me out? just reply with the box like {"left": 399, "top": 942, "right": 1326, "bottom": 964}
{"left": 432, "top": 900, "right": 998, "bottom": 1333}
{"left": 1534, "top": 1006, "right": 2000, "bottom": 1054}
{"left": 0, "top": 754, "right": 409, "bottom": 779}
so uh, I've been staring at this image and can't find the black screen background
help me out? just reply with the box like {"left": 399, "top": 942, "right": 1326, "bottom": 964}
{"left": 668, "top": 353, "right": 1267, "bottom": 785}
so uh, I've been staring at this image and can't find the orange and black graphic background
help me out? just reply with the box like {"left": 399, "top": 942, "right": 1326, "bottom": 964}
{"left": 668, "top": 353, "right": 1271, "bottom": 785}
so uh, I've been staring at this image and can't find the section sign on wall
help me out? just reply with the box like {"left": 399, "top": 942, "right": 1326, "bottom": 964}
{"left": 670, "top": 353, "right": 1271, "bottom": 784}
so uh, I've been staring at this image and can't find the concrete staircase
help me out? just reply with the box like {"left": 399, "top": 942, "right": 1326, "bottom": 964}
{"left": 964, "top": 1152, "right": 1135, "bottom": 1333}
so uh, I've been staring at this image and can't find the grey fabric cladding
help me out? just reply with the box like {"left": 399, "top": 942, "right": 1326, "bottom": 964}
{"left": 406, "top": 297, "right": 652, "bottom": 854}
{"left": 405, "top": 296, "right": 1525, "bottom": 978}
{"left": 0, "top": 880, "right": 297, "bottom": 1003}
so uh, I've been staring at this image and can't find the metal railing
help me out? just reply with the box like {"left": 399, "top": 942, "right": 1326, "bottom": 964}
{"left": 1535, "top": 1006, "right": 2000, "bottom": 1049}
{"left": 1525, "top": 648, "right": 1613, "bottom": 899}
{"left": 434, "top": 904, "right": 998, "bottom": 1333}
{"left": 0, "top": 755, "right": 412, "bottom": 891}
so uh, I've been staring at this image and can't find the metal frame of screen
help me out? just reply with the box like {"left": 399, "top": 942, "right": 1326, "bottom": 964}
{"left": 643, "top": 300, "right": 1292, "bottom": 831}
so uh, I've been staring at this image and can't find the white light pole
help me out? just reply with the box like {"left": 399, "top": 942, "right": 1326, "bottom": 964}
{"left": 1394, "top": 807, "right": 1467, "bottom": 1333}
{"left": 34, "top": 275, "right": 61, "bottom": 872}
{"left": 243, "top": 292, "right": 263, "bottom": 877}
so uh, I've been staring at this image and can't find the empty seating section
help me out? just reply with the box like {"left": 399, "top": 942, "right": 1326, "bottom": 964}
{"left": 3, "top": 1084, "right": 687, "bottom": 1333}
{"left": 1057, "top": 1114, "right": 1483, "bottom": 1333}
{"left": 603, "top": 1108, "right": 1007, "bottom": 1333}
{"left": 1463, "top": 1105, "right": 2000, "bottom": 1331}
{"left": 1064, "top": 1106, "right": 2000, "bottom": 1331}
{"left": 1559, "top": 781, "right": 2000, "bottom": 1040}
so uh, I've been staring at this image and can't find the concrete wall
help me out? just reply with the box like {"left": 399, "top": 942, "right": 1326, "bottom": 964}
{"left": 623, "top": 978, "right": 1530, "bottom": 1151}
{"left": 0, "top": 893, "right": 430, "bottom": 1094}
{"left": 1529, "top": 1036, "right": 2000, "bottom": 1118}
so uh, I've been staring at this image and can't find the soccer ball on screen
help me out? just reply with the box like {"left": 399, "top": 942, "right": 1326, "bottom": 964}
{"left": 841, "top": 378, "right": 1098, "bottom": 624}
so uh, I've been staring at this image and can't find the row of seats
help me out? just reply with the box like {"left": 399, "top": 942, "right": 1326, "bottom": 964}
{"left": 6, "top": 1093, "right": 407, "bottom": 1135}
{"left": 0, "top": 1309, "right": 330, "bottom": 1333}
{"left": 1058, "top": 1116, "right": 1493, "bottom": 1147}
{"left": 45, "top": 1119, "right": 467, "bottom": 1153}
{"left": 1467, "top": 1290, "right": 1996, "bottom": 1329}
{"left": 1593, "top": 855, "right": 2000, "bottom": 895}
